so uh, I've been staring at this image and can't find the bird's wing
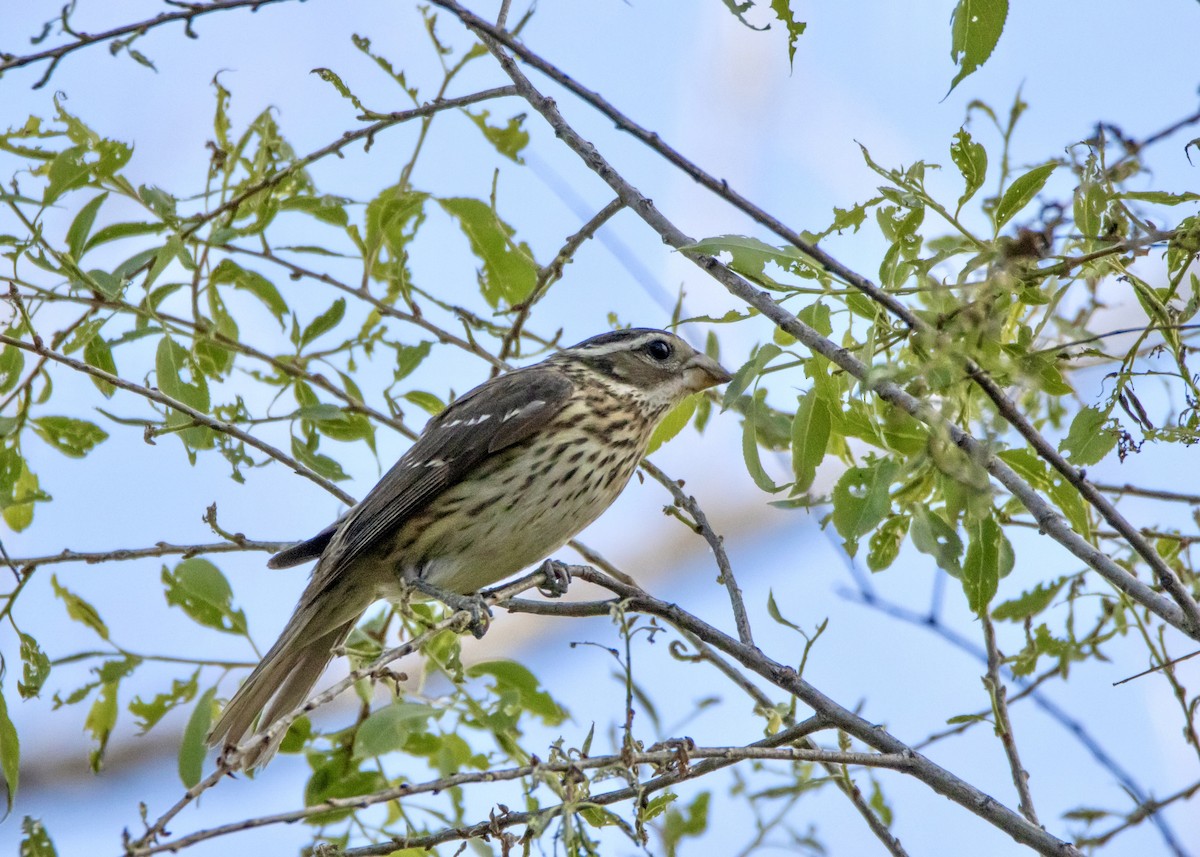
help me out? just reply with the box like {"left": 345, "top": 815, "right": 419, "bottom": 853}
{"left": 297, "top": 365, "right": 575, "bottom": 586}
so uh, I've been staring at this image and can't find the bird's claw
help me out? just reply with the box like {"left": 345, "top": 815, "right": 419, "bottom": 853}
{"left": 536, "top": 558, "right": 573, "bottom": 598}
{"left": 409, "top": 579, "right": 492, "bottom": 638}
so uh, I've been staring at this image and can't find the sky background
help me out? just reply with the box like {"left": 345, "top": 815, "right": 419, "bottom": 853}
{"left": 2, "top": 0, "right": 1200, "bottom": 855}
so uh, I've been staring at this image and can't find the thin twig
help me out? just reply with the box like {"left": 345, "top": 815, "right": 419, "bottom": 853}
{"left": 641, "top": 459, "right": 753, "bottom": 647}
{"left": 0, "top": 0, "right": 297, "bottom": 87}
{"left": 981, "top": 613, "right": 1041, "bottom": 826}
{"left": 451, "top": 17, "right": 1195, "bottom": 642}
{"left": 5, "top": 540, "right": 288, "bottom": 570}
{"left": 0, "top": 332, "right": 356, "bottom": 506}
{"left": 434, "top": 0, "right": 1200, "bottom": 637}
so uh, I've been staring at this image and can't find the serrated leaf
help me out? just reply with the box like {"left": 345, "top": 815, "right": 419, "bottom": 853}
{"left": 129, "top": 671, "right": 199, "bottom": 732}
{"left": 50, "top": 575, "right": 109, "bottom": 640}
{"left": 0, "top": 342, "right": 24, "bottom": 396}
{"left": 84, "top": 678, "right": 118, "bottom": 772}
{"left": 161, "top": 559, "right": 247, "bottom": 635}
{"left": 179, "top": 686, "right": 216, "bottom": 788}
{"left": 770, "top": 0, "right": 806, "bottom": 66}
{"left": 722, "top": 343, "right": 781, "bottom": 409}
{"left": 393, "top": 340, "right": 432, "bottom": 382}
{"left": 992, "top": 576, "right": 1068, "bottom": 622}
{"left": 790, "top": 390, "right": 830, "bottom": 492}
{"left": 1059, "top": 406, "right": 1117, "bottom": 466}
{"left": 438, "top": 197, "right": 537, "bottom": 307}
{"left": 950, "top": 128, "right": 987, "bottom": 214}
{"left": 300, "top": 298, "right": 346, "bottom": 348}
{"left": 684, "top": 235, "right": 801, "bottom": 281}
{"left": 647, "top": 394, "right": 699, "bottom": 455}
{"left": 31, "top": 416, "right": 108, "bottom": 458}
{"left": 464, "top": 110, "right": 529, "bottom": 162}
{"left": 948, "top": 0, "right": 1008, "bottom": 93}
{"left": 994, "top": 162, "right": 1057, "bottom": 229}
{"left": 83, "top": 336, "right": 117, "bottom": 398}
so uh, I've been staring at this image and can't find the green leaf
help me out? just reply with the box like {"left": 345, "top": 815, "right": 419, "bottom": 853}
{"left": 467, "top": 660, "right": 566, "bottom": 725}
{"left": 83, "top": 220, "right": 166, "bottom": 253}
{"left": 50, "top": 575, "right": 109, "bottom": 640}
{"left": 910, "top": 506, "right": 963, "bottom": 576}
{"left": 83, "top": 336, "right": 117, "bottom": 398}
{"left": 961, "top": 515, "right": 1012, "bottom": 614}
{"left": 867, "top": 514, "right": 909, "bottom": 572}
{"left": 948, "top": 0, "right": 1008, "bottom": 93}
{"left": 766, "top": 590, "right": 802, "bottom": 632}
{"left": 303, "top": 754, "right": 387, "bottom": 824}
{"left": 790, "top": 390, "right": 831, "bottom": 492}
{"left": 0, "top": 342, "right": 24, "bottom": 396}
{"left": 352, "top": 701, "right": 440, "bottom": 760}
{"left": 0, "top": 688, "right": 18, "bottom": 815}
{"left": 291, "top": 434, "right": 350, "bottom": 481}
{"left": 129, "top": 671, "right": 199, "bottom": 732}
{"left": 403, "top": 390, "right": 445, "bottom": 415}
{"left": 1059, "top": 406, "right": 1117, "bottom": 466}
{"left": 647, "top": 394, "right": 699, "bottom": 454}
{"left": 662, "top": 791, "right": 710, "bottom": 851}
{"left": 65, "top": 192, "right": 107, "bottom": 259}
{"left": 155, "top": 336, "right": 210, "bottom": 412}
{"left": 393, "top": 340, "right": 432, "bottom": 382}
{"left": 464, "top": 110, "right": 530, "bottom": 162}
{"left": 17, "top": 634, "right": 50, "bottom": 699}
{"left": 994, "top": 162, "right": 1057, "bottom": 229}
{"left": 831, "top": 457, "right": 899, "bottom": 552}
{"left": 742, "top": 390, "right": 783, "bottom": 493}
{"left": 179, "top": 686, "right": 216, "bottom": 788}
{"left": 300, "top": 298, "right": 346, "bottom": 348}
{"left": 84, "top": 678, "right": 118, "bottom": 772}
{"left": 438, "top": 197, "right": 537, "bottom": 307}
{"left": 20, "top": 817, "right": 58, "bottom": 857}
{"left": 684, "top": 235, "right": 801, "bottom": 281}
{"left": 31, "top": 416, "right": 108, "bottom": 458}
{"left": 722, "top": 343, "right": 781, "bottom": 409}
{"left": 280, "top": 195, "right": 350, "bottom": 226}
{"left": 950, "top": 128, "right": 987, "bottom": 214}
{"left": 162, "top": 558, "right": 247, "bottom": 635}
{"left": 210, "top": 259, "right": 288, "bottom": 326}
{"left": 992, "top": 576, "right": 1068, "bottom": 622}
{"left": 769, "top": 0, "right": 806, "bottom": 66}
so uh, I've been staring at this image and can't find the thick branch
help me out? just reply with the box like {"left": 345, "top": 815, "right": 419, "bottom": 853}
{"left": 447, "top": 23, "right": 1195, "bottom": 639}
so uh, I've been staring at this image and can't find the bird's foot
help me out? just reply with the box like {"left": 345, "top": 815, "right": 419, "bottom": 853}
{"left": 536, "top": 558, "right": 574, "bottom": 598}
{"left": 409, "top": 578, "right": 491, "bottom": 638}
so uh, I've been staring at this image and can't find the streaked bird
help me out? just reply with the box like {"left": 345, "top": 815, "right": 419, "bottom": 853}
{"left": 207, "top": 328, "right": 732, "bottom": 767}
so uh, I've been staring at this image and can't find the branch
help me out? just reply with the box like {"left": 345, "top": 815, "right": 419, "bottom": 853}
{"left": 0, "top": 332, "right": 356, "bottom": 506}
{"left": 0, "top": 0, "right": 297, "bottom": 88}
{"left": 641, "top": 459, "right": 753, "bottom": 647}
{"left": 433, "top": 0, "right": 1200, "bottom": 637}
{"left": 442, "top": 15, "right": 1196, "bottom": 641}
{"left": 6, "top": 539, "right": 287, "bottom": 570}
{"left": 188, "top": 86, "right": 519, "bottom": 235}
{"left": 981, "top": 614, "right": 1041, "bottom": 826}
{"left": 506, "top": 568, "right": 1081, "bottom": 856}
{"left": 140, "top": 738, "right": 907, "bottom": 854}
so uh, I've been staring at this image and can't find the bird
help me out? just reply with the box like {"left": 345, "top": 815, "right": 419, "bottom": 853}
{"left": 206, "top": 327, "right": 732, "bottom": 767}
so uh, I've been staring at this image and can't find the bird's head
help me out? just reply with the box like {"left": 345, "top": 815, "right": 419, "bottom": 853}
{"left": 555, "top": 328, "right": 733, "bottom": 408}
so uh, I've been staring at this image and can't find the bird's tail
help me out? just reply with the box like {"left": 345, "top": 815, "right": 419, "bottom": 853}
{"left": 207, "top": 604, "right": 359, "bottom": 770}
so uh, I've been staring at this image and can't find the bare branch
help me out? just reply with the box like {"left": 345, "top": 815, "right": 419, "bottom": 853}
{"left": 641, "top": 459, "right": 753, "bottom": 647}
{"left": 981, "top": 614, "right": 1041, "bottom": 826}
{"left": 6, "top": 539, "right": 287, "bottom": 570}
{"left": 0, "top": 0, "right": 298, "bottom": 88}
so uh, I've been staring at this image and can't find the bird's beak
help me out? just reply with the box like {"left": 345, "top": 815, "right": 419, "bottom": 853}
{"left": 684, "top": 352, "right": 734, "bottom": 391}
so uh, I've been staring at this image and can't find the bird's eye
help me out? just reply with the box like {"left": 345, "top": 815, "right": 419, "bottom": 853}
{"left": 644, "top": 339, "right": 673, "bottom": 361}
